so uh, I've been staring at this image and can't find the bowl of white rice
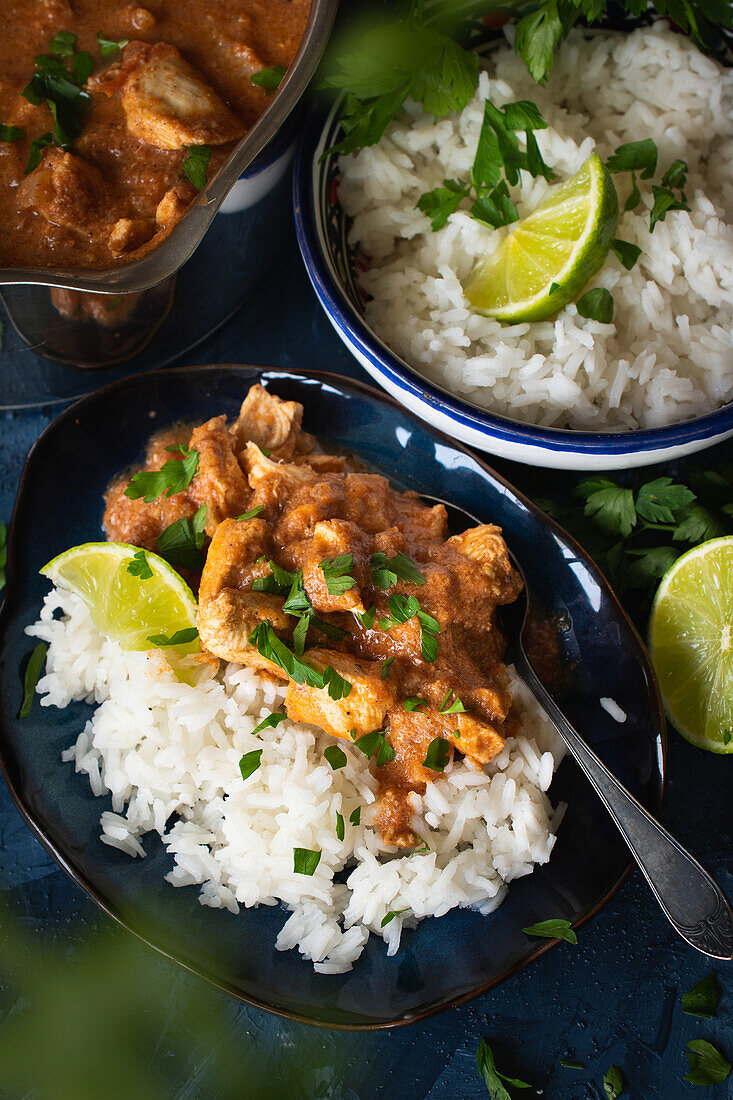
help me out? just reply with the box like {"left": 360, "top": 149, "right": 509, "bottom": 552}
{"left": 293, "top": 23, "right": 733, "bottom": 470}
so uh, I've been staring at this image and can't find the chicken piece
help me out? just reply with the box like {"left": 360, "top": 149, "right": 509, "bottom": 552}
{"left": 448, "top": 710, "right": 505, "bottom": 766}
{"left": 294, "top": 454, "right": 346, "bottom": 474}
{"left": 50, "top": 288, "right": 141, "bottom": 326}
{"left": 188, "top": 416, "right": 252, "bottom": 534}
{"left": 231, "top": 385, "right": 304, "bottom": 461}
{"left": 301, "top": 520, "right": 370, "bottom": 616}
{"left": 447, "top": 525, "right": 523, "bottom": 606}
{"left": 285, "top": 649, "right": 396, "bottom": 741}
{"left": 17, "top": 150, "right": 109, "bottom": 233}
{"left": 391, "top": 494, "right": 448, "bottom": 544}
{"left": 198, "top": 517, "right": 269, "bottom": 603}
{"left": 198, "top": 589, "right": 291, "bottom": 673}
{"left": 108, "top": 217, "right": 154, "bottom": 255}
{"left": 94, "top": 41, "right": 245, "bottom": 150}
{"left": 241, "top": 443, "right": 318, "bottom": 516}
{"left": 155, "top": 183, "right": 197, "bottom": 231}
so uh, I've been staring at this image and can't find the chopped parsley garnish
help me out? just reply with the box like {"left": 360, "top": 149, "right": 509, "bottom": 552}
{"left": 607, "top": 139, "right": 658, "bottom": 179}
{"left": 156, "top": 505, "right": 207, "bottom": 572}
{"left": 423, "top": 737, "right": 450, "bottom": 771}
{"left": 0, "top": 124, "right": 24, "bottom": 142}
{"left": 602, "top": 1065, "right": 625, "bottom": 1099}
{"left": 126, "top": 549, "right": 153, "bottom": 579}
{"left": 293, "top": 847, "right": 321, "bottom": 876}
{"left": 252, "top": 560, "right": 297, "bottom": 596}
{"left": 19, "top": 643, "right": 47, "bottom": 719}
{"left": 235, "top": 505, "right": 264, "bottom": 521}
{"left": 146, "top": 627, "right": 199, "bottom": 647}
{"left": 49, "top": 32, "right": 78, "bottom": 58}
{"left": 324, "top": 744, "right": 348, "bottom": 770}
{"left": 359, "top": 604, "right": 377, "bottom": 629}
{"left": 248, "top": 620, "right": 352, "bottom": 700}
{"left": 104, "top": 295, "right": 124, "bottom": 312}
{"left": 684, "top": 1040, "right": 730, "bottom": 1086}
{"left": 439, "top": 690, "right": 465, "bottom": 714}
{"left": 522, "top": 918, "right": 577, "bottom": 944}
{"left": 577, "top": 287, "right": 614, "bottom": 324}
{"left": 24, "top": 132, "right": 54, "bottom": 175}
{"left": 319, "top": 553, "right": 356, "bottom": 595}
{"left": 239, "top": 749, "right": 262, "bottom": 781}
{"left": 682, "top": 972, "right": 719, "bottom": 1018}
{"left": 379, "top": 593, "right": 419, "bottom": 630}
{"left": 22, "top": 38, "right": 93, "bottom": 167}
{"left": 380, "top": 908, "right": 409, "bottom": 927}
{"left": 403, "top": 696, "right": 426, "bottom": 712}
{"left": 182, "top": 145, "right": 212, "bottom": 191}
{"left": 409, "top": 835, "right": 430, "bottom": 855}
{"left": 292, "top": 613, "right": 309, "bottom": 655}
{"left": 125, "top": 447, "right": 199, "bottom": 502}
{"left": 251, "top": 65, "right": 286, "bottom": 90}
{"left": 371, "top": 551, "right": 426, "bottom": 590}
{"left": 251, "top": 711, "right": 286, "bottom": 737}
{"left": 611, "top": 239, "right": 641, "bottom": 271}
{"left": 418, "top": 610, "right": 440, "bottom": 662}
{"left": 335, "top": 811, "right": 345, "bottom": 841}
{"left": 381, "top": 657, "right": 395, "bottom": 680}
{"left": 476, "top": 1039, "right": 531, "bottom": 1098}
{"left": 97, "top": 33, "right": 130, "bottom": 57}
{"left": 560, "top": 1060, "right": 584, "bottom": 1070}
{"left": 355, "top": 729, "right": 396, "bottom": 767}
{"left": 650, "top": 178, "right": 690, "bottom": 232}
{"left": 349, "top": 806, "right": 361, "bottom": 826}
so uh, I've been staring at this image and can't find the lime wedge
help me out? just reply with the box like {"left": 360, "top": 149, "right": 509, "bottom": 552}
{"left": 464, "top": 154, "right": 619, "bottom": 323}
{"left": 649, "top": 537, "right": 733, "bottom": 753}
{"left": 41, "top": 542, "right": 199, "bottom": 654}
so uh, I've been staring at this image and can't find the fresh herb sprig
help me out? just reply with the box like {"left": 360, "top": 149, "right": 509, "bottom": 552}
{"left": 248, "top": 620, "right": 352, "bottom": 701}
{"left": 21, "top": 34, "right": 93, "bottom": 171}
{"left": 156, "top": 505, "right": 208, "bottom": 573}
{"left": 125, "top": 448, "right": 199, "bottom": 503}
{"left": 476, "top": 1040, "right": 531, "bottom": 1098}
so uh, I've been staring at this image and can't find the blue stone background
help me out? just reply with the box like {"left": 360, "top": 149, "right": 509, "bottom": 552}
{"left": 0, "top": 221, "right": 731, "bottom": 1100}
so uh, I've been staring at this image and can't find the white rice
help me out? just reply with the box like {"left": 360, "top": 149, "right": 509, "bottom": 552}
{"left": 28, "top": 588, "right": 566, "bottom": 973}
{"left": 337, "top": 25, "right": 733, "bottom": 431}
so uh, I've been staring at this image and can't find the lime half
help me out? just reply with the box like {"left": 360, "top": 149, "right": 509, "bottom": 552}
{"left": 41, "top": 542, "right": 199, "bottom": 654}
{"left": 649, "top": 537, "right": 733, "bottom": 753}
{"left": 464, "top": 154, "right": 619, "bottom": 323}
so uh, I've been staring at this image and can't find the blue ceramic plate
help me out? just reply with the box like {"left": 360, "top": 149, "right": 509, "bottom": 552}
{"left": 0, "top": 365, "right": 665, "bottom": 1028}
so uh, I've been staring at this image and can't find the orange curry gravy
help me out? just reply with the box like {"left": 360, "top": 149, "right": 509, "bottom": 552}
{"left": 103, "top": 384, "right": 527, "bottom": 848}
{"left": 0, "top": 0, "right": 311, "bottom": 270}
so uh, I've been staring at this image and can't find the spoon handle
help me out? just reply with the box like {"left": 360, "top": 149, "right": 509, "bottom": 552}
{"left": 517, "top": 652, "right": 733, "bottom": 960}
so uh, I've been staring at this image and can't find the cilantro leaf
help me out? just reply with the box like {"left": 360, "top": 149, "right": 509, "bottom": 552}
{"left": 24, "top": 132, "right": 54, "bottom": 175}
{"left": 97, "top": 33, "right": 130, "bottom": 57}
{"left": 576, "top": 478, "right": 636, "bottom": 537}
{"left": 624, "top": 171, "right": 641, "bottom": 212}
{"left": 611, "top": 238, "right": 642, "bottom": 270}
{"left": 251, "top": 65, "right": 286, "bottom": 91}
{"left": 146, "top": 627, "right": 199, "bottom": 647}
{"left": 662, "top": 158, "right": 688, "bottom": 190}
{"left": 322, "top": 665, "right": 353, "bottom": 700}
{"left": 673, "top": 503, "right": 724, "bottom": 544}
{"left": 349, "top": 806, "right": 361, "bottom": 825}
{"left": 635, "top": 477, "right": 695, "bottom": 524}
{"left": 156, "top": 505, "right": 207, "bottom": 572}
{"left": 50, "top": 32, "right": 77, "bottom": 58}
{"left": 0, "top": 124, "right": 24, "bottom": 142}
{"left": 439, "top": 690, "right": 465, "bottom": 714}
{"left": 251, "top": 560, "right": 298, "bottom": 595}
{"left": 423, "top": 736, "right": 450, "bottom": 771}
{"left": 522, "top": 918, "right": 577, "bottom": 944}
{"left": 476, "top": 1040, "right": 531, "bottom": 1100}
{"left": 359, "top": 604, "right": 377, "bottom": 629}
{"left": 371, "top": 551, "right": 426, "bottom": 590}
{"left": 603, "top": 1065, "right": 625, "bottom": 1099}
{"left": 235, "top": 505, "right": 264, "bottom": 521}
{"left": 248, "top": 620, "right": 326, "bottom": 688}
{"left": 125, "top": 448, "right": 199, "bottom": 503}
{"left": 126, "top": 549, "right": 153, "bottom": 579}
{"left": 416, "top": 179, "right": 468, "bottom": 231}
{"left": 380, "top": 908, "right": 409, "bottom": 927}
{"left": 292, "top": 613, "right": 309, "bottom": 655}
{"left": 379, "top": 593, "right": 421, "bottom": 630}
{"left": 503, "top": 100, "right": 549, "bottom": 131}
{"left": 626, "top": 546, "right": 678, "bottom": 587}
{"left": 251, "top": 711, "right": 287, "bottom": 737}
{"left": 514, "top": 0, "right": 569, "bottom": 83}
{"left": 239, "top": 749, "right": 262, "bottom": 781}
{"left": 182, "top": 145, "right": 212, "bottom": 191}
{"left": 577, "top": 287, "right": 614, "bottom": 323}
{"left": 607, "top": 138, "right": 658, "bottom": 178}
{"left": 470, "top": 181, "right": 519, "bottom": 229}
{"left": 324, "top": 744, "right": 348, "bottom": 770}
{"left": 650, "top": 184, "right": 690, "bottom": 231}
{"left": 684, "top": 1040, "right": 730, "bottom": 1086}
{"left": 319, "top": 553, "right": 356, "bottom": 595}
{"left": 682, "top": 972, "right": 719, "bottom": 1018}
{"left": 355, "top": 729, "right": 396, "bottom": 767}
{"left": 381, "top": 657, "right": 395, "bottom": 680}
{"left": 19, "top": 643, "right": 47, "bottom": 719}
{"left": 403, "top": 696, "right": 426, "bottom": 712}
{"left": 336, "top": 811, "right": 345, "bottom": 841}
{"left": 560, "top": 1060, "right": 585, "bottom": 1069}
{"left": 293, "top": 848, "right": 321, "bottom": 876}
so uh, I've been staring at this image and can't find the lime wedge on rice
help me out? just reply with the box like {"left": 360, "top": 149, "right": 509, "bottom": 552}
{"left": 464, "top": 153, "right": 619, "bottom": 323}
{"left": 649, "top": 537, "right": 733, "bottom": 753}
{"left": 41, "top": 542, "right": 199, "bottom": 654}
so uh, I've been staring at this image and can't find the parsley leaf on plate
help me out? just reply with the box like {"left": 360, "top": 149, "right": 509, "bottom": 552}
{"left": 359, "top": 604, "right": 377, "bottom": 630}
{"left": 371, "top": 551, "right": 426, "bottom": 590}
{"left": 381, "top": 657, "right": 395, "bottom": 680}
{"left": 0, "top": 124, "right": 24, "bottom": 142}
{"left": 156, "top": 505, "right": 207, "bottom": 573}
{"left": 251, "top": 711, "right": 287, "bottom": 737}
{"left": 476, "top": 1039, "right": 531, "bottom": 1099}
{"left": 577, "top": 287, "right": 614, "bottom": 323}
{"left": 635, "top": 477, "right": 695, "bottom": 524}
{"left": 682, "top": 973, "right": 719, "bottom": 1018}
{"left": 423, "top": 736, "right": 451, "bottom": 771}
{"left": 97, "top": 33, "right": 130, "bottom": 57}
{"left": 235, "top": 505, "right": 264, "bottom": 521}
{"left": 403, "top": 696, "right": 426, "bottom": 712}
{"left": 248, "top": 621, "right": 352, "bottom": 701}
{"left": 611, "top": 238, "right": 642, "bottom": 270}
{"left": 349, "top": 806, "right": 361, "bottom": 826}
{"left": 293, "top": 848, "right": 321, "bottom": 876}
{"left": 607, "top": 138, "right": 658, "bottom": 179}
{"left": 182, "top": 145, "right": 212, "bottom": 191}
{"left": 125, "top": 447, "right": 199, "bottom": 503}
{"left": 575, "top": 478, "right": 636, "bottom": 538}
{"left": 146, "top": 627, "right": 199, "bottom": 647}
{"left": 381, "top": 908, "right": 409, "bottom": 927}
{"left": 439, "top": 690, "right": 465, "bottom": 714}
{"left": 603, "top": 1064, "right": 625, "bottom": 1098}
{"left": 560, "top": 1060, "right": 585, "bottom": 1069}
{"left": 522, "top": 918, "right": 577, "bottom": 944}
{"left": 239, "top": 749, "right": 262, "bottom": 781}
{"left": 324, "top": 744, "right": 348, "bottom": 770}
{"left": 417, "top": 179, "right": 469, "bottom": 231}
{"left": 319, "top": 553, "right": 356, "bottom": 595}
{"left": 126, "top": 549, "right": 153, "bottom": 579}
{"left": 650, "top": 183, "right": 690, "bottom": 231}
{"left": 251, "top": 65, "right": 286, "bottom": 90}
{"left": 355, "top": 729, "right": 396, "bottom": 767}
{"left": 19, "top": 643, "right": 47, "bottom": 719}
{"left": 684, "top": 1040, "right": 730, "bottom": 1086}
{"left": 336, "top": 811, "right": 345, "bottom": 841}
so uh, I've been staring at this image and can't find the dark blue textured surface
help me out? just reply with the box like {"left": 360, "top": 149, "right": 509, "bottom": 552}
{"left": 0, "top": 224, "right": 731, "bottom": 1096}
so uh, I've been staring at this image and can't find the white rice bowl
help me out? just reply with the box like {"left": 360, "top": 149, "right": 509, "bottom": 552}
{"left": 28, "top": 587, "right": 566, "bottom": 974}
{"left": 336, "top": 25, "right": 733, "bottom": 431}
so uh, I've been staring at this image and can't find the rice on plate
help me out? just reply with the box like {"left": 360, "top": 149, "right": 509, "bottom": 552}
{"left": 336, "top": 24, "right": 733, "bottom": 432}
{"left": 27, "top": 587, "right": 565, "bottom": 975}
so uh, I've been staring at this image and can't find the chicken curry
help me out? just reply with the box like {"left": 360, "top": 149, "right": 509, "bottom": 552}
{"left": 0, "top": 0, "right": 311, "bottom": 271}
{"left": 104, "top": 385, "right": 525, "bottom": 848}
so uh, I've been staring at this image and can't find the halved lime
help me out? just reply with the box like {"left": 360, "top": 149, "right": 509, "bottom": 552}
{"left": 649, "top": 537, "right": 733, "bottom": 753}
{"left": 41, "top": 542, "right": 199, "bottom": 654}
{"left": 464, "top": 154, "right": 619, "bottom": 323}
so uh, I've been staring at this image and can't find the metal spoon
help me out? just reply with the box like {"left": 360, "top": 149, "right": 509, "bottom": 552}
{"left": 422, "top": 494, "right": 733, "bottom": 960}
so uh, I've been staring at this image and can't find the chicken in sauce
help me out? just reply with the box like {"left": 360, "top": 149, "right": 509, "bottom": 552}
{"left": 104, "top": 385, "right": 525, "bottom": 848}
{"left": 0, "top": 0, "right": 311, "bottom": 271}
